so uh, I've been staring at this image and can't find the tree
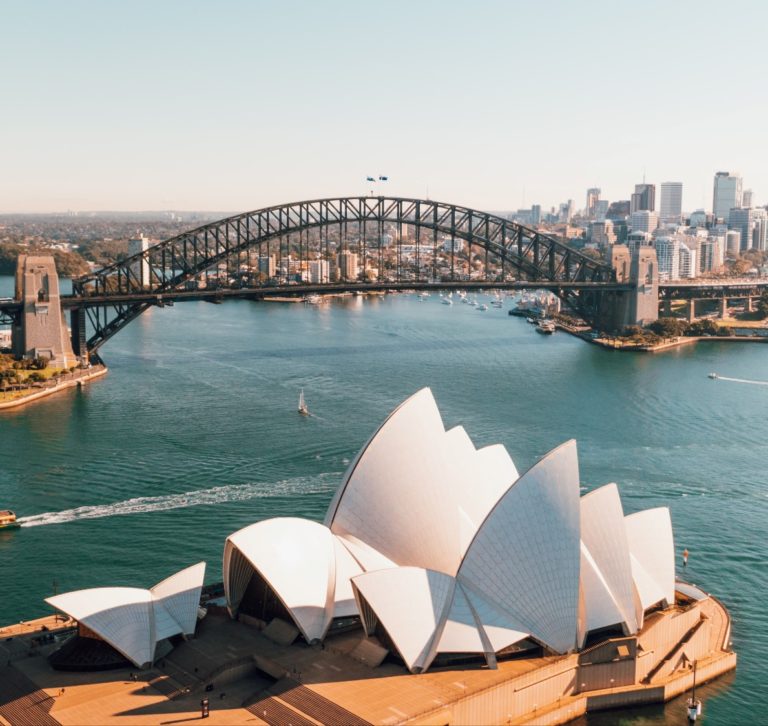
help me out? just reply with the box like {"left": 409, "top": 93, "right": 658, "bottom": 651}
{"left": 756, "top": 290, "right": 768, "bottom": 319}
{"left": 648, "top": 318, "right": 687, "bottom": 337}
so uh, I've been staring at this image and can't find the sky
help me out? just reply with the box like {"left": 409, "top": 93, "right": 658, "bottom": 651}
{"left": 2, "top": 0, "right": 766, "bottom": 214}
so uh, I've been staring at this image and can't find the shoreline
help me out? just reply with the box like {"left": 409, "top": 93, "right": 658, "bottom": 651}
{"left": 555, "top": 323, "right": 767, "bottom": 353}
{"left": 0, "top": 365, "right": 108, "bottom": 411}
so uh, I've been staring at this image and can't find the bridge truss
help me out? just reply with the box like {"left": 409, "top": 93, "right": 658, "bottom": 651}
{"left": 70, "top": 196, "right": 617, "bottom": 352}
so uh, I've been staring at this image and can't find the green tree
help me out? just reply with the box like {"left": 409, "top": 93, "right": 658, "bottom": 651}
{"left": 648, "top": 318, "right": 687, "bottom": 337}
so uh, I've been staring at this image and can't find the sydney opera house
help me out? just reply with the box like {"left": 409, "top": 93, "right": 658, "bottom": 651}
{"left": 5, "top": 389, "right": 735, "bottom": 726}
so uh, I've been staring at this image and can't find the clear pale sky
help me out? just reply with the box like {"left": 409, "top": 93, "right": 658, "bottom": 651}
{"left": 2, "top": 0, "right": 766, "bottom": 214}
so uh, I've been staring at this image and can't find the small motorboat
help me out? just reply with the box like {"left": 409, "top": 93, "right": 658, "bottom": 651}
{"left": 298, "top": 389, "right": 309, "bottom": 416}
{"left": 477, "top": 304, "right": 488, "bottom": 311}
{"left": 0, "top": 510, "right": 20, "bottom": 530}
{"left": 708, "top": 373, "right": 718, "bottom": 379}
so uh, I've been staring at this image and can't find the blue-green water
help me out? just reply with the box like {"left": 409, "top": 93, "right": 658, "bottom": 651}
{"left": 0, "top": 278, "right": 765, "bottom": 725}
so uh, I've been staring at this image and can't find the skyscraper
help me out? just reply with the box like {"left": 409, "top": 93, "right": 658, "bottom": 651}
{"left": 128, "top": 235, "right": 151, "bottom": 288}
{"left": 729, "top": 208, "right": 767, "bottom": 252}
{"left": 743, "top": 189, "right": 753, "bottom": 208}
{"left": 630, "top": 183, "right": 655, "bottom": 213}
{"left": 712, "top": 172, "right": 743, "bottom": 222}
{"left": 586, "top": 188, "right": 600, "bottom": 218}
{"left": 659, "top": 182, "right": 683, "bottom": 222}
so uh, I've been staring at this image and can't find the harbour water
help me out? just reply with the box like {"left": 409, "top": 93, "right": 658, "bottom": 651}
{"left": 0, "top": 277, "right": 765, "bottom": 724}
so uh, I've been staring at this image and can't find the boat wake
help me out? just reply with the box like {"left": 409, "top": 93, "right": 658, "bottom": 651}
{"left": 714, "top": 375, "right": 768, "bottom": 386}
{"left": 16, "top": 474, "right": 340, "bottom": 528}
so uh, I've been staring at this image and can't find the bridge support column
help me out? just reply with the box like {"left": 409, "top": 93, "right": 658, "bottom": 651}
{"left": 719, "top": 297, "right": 728, "bottom": 319}
{"left": 12, "top": 255, "right": 77, "bottom": 368}
{"left": 662, "top": 299, "right": 672, "bottom": 317}
{"left": 70, "top": 307, "right": 88, "bottom": 365}
{"left": 686, "top": 300, "right": 696, "bottom": 323}
{"left": 597, "top": 245, "right": 659, "bottom": 331}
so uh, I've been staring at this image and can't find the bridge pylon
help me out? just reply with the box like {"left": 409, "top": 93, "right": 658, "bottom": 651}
{"left": 12, "top": 255, "right": 79, "bottom": 368}
{"left": 597, "top": 245, "right": 659, "bottom": 332}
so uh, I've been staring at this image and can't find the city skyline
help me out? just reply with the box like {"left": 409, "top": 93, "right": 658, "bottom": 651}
{"left": 2, "top": 0, "right": 767, "bottom": 213}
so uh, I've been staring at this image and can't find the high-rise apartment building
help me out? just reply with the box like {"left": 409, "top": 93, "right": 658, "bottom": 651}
{"left": 659, "top": 182, "right": 683, "bottom": 222}
{"left": 128, "top": 235, "right": 151, "bottom": 288}
{"left": 337, "top": 251, "right": 359, "bottom": 281}
{"left": 678, "top": 242, "right": 697, "bottom": 279}
{"left": 630, "top": 183, "right": 655, "bottom": 213}
{"left": 655, "top": 237, "right": 680, "bottom": 280}
{"left": 257, "top": 255, "right": 276, "bottom": 278}
{"left": 712, "top": 171, "right": 743, "bottom": 222}
{"left": 309, "top": 260, "right": 330, "bottom": 283}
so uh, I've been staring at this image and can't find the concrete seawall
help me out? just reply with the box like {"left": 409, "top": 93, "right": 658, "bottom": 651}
{"left": 0, "top": 365, "right": 108, "bottom": 411}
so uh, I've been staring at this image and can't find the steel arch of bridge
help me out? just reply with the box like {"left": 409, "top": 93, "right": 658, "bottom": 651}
{"left": 71, "top": 196, "right": 616, "bottom": 352}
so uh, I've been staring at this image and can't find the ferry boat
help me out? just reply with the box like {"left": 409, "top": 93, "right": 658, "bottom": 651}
{"left": 536, "top": 319, "right": 556, "bottom": 335}
{"left": 298, "top": 389, "right": 309, "bottom": 416}
{"left": 304, "top": 294, "right": 322, "bottom": 305}
{"left": 0, "top": 510, "right": 20, "bottom": 530}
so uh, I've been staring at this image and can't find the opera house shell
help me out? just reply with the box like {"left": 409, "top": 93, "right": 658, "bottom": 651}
{"left": 224, "top": 388, "right": 676, "bottom": 673}
{"left": 46, "top": 562, "right": 206, "bottom": 669}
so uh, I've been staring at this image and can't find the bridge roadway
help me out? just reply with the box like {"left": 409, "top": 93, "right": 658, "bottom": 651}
{"left": 3, "top": 277, "right": 768, "bottom": 314}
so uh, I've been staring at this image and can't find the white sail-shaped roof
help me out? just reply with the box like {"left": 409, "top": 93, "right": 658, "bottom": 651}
{"left": 352, "top": 567, "right": 455, "bottom": 673}
{"left": 457, "top": 440, "right": 581, "bottom": 654}
{"left": 223, "top": 517, "right": 352, "bottom": 643}
{"left": 325, "top": 389, "right": 517, "bottom": 575}
{"left": 580, "top": 484, "right": 638, "bottom": 635}
{"left": 220, "top": 389, "right": 679, "bottom": 673}
{"left": 625, "top": 508, "right": 675, "bottom": 609}
{"left": 45, "top": 563, "right": 205, "bottom": 668}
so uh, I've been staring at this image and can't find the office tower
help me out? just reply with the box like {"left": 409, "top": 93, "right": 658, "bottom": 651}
{"left": 712, "top": 171, "right": 743, "bottom": 222}
{"left": 743, "top": 189, "right": 753, "bottom": 208}
{"left": 729, "top": 208, "right": 768, "bottom": 252}
{"left": 590, "top": 220, "right": 616, "bottom": 246}
{"left": 725, "top": 230, "right": 741, "bottom": 255}
{"left": 586, "top": 188, "right": 600, "bottom": 218}
{"left": 659, "top": 182, "right": 683, "bottom": 222}
{"left": 128, "top": 235, "right": 151, "bottom": 288}
{"left": 594, "top": 200, "right": 609, "bottom": 221}
{"left": 606, "top": 200, "right": 630, "bottom": 219}
{"left": 531, "top": 204, "right": 541, "bottom": 225}
{"left": 629, "top": 210, "right": 659, "bottom": 234}
{"left": 630, "top": 183, "right": 656, "bottom": 213}
{"left": 689, "top": 209, "right": 708, "bottom": 227}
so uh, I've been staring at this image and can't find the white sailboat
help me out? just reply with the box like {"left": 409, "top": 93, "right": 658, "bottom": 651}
{"left": 298, "top": 389, "right": 309, "bottom": 416}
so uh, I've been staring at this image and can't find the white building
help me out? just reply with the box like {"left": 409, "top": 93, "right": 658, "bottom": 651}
{"left": 712, "top": 171, "right": 742, "bottom": 222}
{"left": 678, "top": 242, "right": 697, "bottom": 279}
{"left": 223, "top": 389, "right": 677, "bottom": 673}
{"left": 655, "top": 237, "right": 680, "bottom": 280}
{"left": 443, "top": 238, "right": 465, "bottom": 254}
{"left": 309, "top": 260, "right": 330, "bottom": 283}
{"left": 629, "top": 210, "right": 659, "bottom": 234}
{"left": 659, "top": 182, "right": 683, "bottom": 223}
{"left": 726, "top": 230, "right": 742, "bottom": 256}
{"left": 128, "top": 235, "right": 151, "bottom": 288}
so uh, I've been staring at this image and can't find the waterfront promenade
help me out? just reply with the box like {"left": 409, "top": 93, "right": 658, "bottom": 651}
{"left": 0, "top": 587, "right": 736, "bottom": 726}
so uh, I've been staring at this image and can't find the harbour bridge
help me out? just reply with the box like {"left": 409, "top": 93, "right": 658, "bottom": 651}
{"left": 2, "top": 196, "right": 767, "bottom": 360}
